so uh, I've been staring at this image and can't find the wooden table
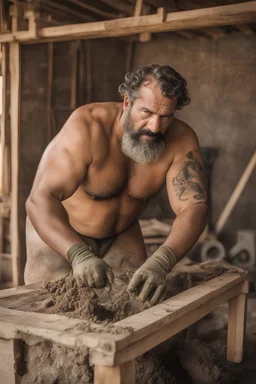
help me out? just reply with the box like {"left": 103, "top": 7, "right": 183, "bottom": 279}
{"left": 0, "top": 262, "right": 248, "bottom": 384}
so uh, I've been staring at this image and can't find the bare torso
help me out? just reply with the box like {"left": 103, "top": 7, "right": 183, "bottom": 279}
{"left": 61, "top": 102, "right": 177, "bottom": 238}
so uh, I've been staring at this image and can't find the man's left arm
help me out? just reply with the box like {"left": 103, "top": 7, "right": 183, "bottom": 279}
{"left": 128, "top": 137, "right": 208, "bottom": 305}
{"left": 164, "top": 147, "right": 208, "bottom": 260}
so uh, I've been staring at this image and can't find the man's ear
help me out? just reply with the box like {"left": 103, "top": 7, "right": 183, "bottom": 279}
{"left": 123, "top": 94, "right": 130, "bottom": 112}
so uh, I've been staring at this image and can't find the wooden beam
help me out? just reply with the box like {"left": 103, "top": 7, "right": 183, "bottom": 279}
{"left": 9, "top": 41, "right": 20, "bottom": 287}
{"left": 235, "top": 23, "right": 254, "bottom": 35}
{"left": 67, "top": 0, "right": 118, "bottom": 19}
{"left": 134, "top": 0, "right": 144, "bottom": 17}
{"left": 36, "top": 2, "right": 256, "bottom": 42}
{"left": 134, "top": 0, "right": 152, "bottom": 42}
{"left": 199, "top": 27, "right": 227, "bottom": 39}
{"left": 1, "top": 2, "right": 256, "bottom": 43}
{"left": 41, "top": 0, "right": 96, "bottom": 22}
{"left": 78, "top": 40, "right": 84, "bottom": 105}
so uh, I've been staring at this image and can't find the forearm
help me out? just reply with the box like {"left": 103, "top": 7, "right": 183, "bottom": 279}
{"left": 164, "top": 203, "right": 208, "bottom": 261}
{"left": 26, "top": 194, "right": 82, "bottom": 258}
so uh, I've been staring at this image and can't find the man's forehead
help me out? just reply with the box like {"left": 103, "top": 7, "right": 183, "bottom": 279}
{"left": 136, "top": 76, "right": 177, "bottom": 110}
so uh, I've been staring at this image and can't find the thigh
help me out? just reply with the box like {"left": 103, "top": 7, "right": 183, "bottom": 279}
{"left": 102, "top": 220, "right": 147, "bottom": 275}
{"left": 24, "top": 217, "right": 71, "bottom": 284}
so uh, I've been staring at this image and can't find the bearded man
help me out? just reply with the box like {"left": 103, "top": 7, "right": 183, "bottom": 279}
{"left": 25, "top": 64, "right": 208, "bottom": 306}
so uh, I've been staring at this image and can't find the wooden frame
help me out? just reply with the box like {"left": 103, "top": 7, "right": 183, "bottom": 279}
{"left": 0, "top": 2, "right": 256, "bottom": 43}
{"left": 0, "top": 265, "right": 249, "bottom": 383}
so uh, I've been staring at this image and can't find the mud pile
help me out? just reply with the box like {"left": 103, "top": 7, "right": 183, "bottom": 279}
{"left": 41, "top": 272, "right": 149, "bottom": 323}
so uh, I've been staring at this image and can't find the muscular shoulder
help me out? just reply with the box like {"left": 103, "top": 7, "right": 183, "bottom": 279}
{"left": 166, "top": 118, "right": 200, "bottom": 162}
{"left": 70, "top": 102, "right": 122, "bottom": 136}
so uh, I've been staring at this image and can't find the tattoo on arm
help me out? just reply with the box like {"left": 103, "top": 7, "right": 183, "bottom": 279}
{"left": 172, "top": 150, "right": 207, "bottom": 204}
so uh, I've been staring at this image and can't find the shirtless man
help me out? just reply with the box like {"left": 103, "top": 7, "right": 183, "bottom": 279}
{"left": 25, "top": 64, "right": 208, "bottom": 306}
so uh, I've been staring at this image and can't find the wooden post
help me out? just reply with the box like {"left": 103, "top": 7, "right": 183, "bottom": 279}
{"left": 94, "top": 360, "right": 136, "bottom": 384}
{"left": 227, "top": 281, "right": 248, "bottom": 362}
{"left": 9, "top": 41, "right": 21, "bottom": 286}
{"left": 47, "top": 42, "right": 53, "bottom": 142}
{"left": 0, "top": 339, "right": 21, "bottom": 384}
{"left": 78, "top": 40, "right": 84, "bottom": 106}
{"left": 85, "top": 40, "right": 92, "bottom": 104}
{"left": 70, "top": 41, "right": 79, "bottom": 110}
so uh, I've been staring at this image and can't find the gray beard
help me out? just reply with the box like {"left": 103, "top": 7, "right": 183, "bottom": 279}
{"left": 121, "top": 114, "right": 165, "bottom": 164}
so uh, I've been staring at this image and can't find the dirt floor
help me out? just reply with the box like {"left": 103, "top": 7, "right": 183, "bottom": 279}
{"left": 2, "top": 261, "right": 256, "bottom": 384}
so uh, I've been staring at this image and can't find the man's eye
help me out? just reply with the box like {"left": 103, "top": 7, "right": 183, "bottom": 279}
{"left": 141, "top": 110, "right": 150, "bottom": 116}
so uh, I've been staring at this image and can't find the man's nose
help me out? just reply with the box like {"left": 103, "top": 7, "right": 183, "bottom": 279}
{"left": 147, "top": 115, "right": 161, "bottom": 133}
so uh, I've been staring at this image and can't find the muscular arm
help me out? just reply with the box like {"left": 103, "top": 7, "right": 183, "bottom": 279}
{"left": 26, "top": 110, "right": 91, "bottom": 258}
{"left": 128, "top": 126, "right": 208, "bottom": 305}
{"left": 164, "top": 137, "right": 208, "bottom": 260}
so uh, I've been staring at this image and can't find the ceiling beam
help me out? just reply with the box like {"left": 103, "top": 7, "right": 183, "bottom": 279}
{"left": 67, "top": 0, "right": 118, "bottom": 19}
{"left": 99, "top": 0, "right": 135, "bottom": 16}
{"left": 235, "top": 23, "right": 254, "bottom": 35}
{"left": 1, "top": 1, "right": 256, "bottom": 43}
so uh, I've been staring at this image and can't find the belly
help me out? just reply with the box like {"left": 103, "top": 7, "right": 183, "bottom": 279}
{"left": 62, "top": 188, "right": 147, "bottom": 238}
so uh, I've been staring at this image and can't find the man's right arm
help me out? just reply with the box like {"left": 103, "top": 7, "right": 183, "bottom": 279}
{"left": 26, "top": 109, "right": 90, "bottom": 258}
{"left": 26, "top": 109, "right": 114, "bottom": 289}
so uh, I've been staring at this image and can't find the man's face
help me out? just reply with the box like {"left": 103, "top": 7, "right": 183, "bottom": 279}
{"left": 121, "top": 78, "right": 177, "bottom": 163}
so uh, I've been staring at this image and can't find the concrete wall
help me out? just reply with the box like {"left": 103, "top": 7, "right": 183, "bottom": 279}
{"left": 134, "top": 33, "right": 256, "bottom": 246}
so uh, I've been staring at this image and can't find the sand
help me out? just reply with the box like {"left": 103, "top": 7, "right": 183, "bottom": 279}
{"left": 40, "top": 271, "right": 149, "bottom": 323}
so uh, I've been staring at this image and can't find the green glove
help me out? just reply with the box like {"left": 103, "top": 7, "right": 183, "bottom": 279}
{"left": 128, "top": 245, "right": 176, "bottom": 306}
{"left": 67, "top": 243, "right": 114, "bottom": 289}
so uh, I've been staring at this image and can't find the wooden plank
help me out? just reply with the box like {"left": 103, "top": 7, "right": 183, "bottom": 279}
{"left": 0, "top": 282, "right": 41, "bottom": 299}
{"left": 9, "top": 41, "right": 21, "bottom": 287}
{"left": 113, "top": 272, "right": 247, "bottom": 346}
{"left": 227, "top": 280, "right": 248, "bottom": 363}
{"left": 0, "top": 306, "right": 123, "bottom": 351}
{"left": 0, "top": 339, "right": 21, "bottom": 384}
{"left": 94, "top": 360, "right": 136, "bottom": 384}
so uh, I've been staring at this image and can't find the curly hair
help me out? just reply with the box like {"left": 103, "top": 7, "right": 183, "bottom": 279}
{"left": 118, "top": 64, "right": 190, "bottom": 110}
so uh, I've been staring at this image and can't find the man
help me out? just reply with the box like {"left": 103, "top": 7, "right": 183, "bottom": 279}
{"left": 25, "top": 64, "right": 207, "bottom": 306}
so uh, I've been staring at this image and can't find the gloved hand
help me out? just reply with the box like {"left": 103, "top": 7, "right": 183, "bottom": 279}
{"left": 127, "top": 245, "right": 176, "bottom": 306}
{"left": 67, "top": 243, "right": 114, "bottom": 289}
